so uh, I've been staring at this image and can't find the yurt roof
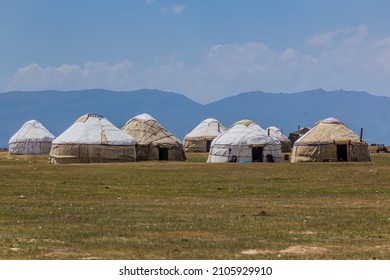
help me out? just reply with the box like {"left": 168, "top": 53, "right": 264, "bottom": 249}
{"left": 296, "top": 117, "right": 363, "bottom": 144}
{"left": 122, "top": 113, "right": 181, "bottom": 146}
{"left": 53, "top": 113, "right": 136, "bottom": 145}
{"left": 315, "top": 117, "right": 343, "bottom": 125}
{"left": 9, "top": 120, "right": 55, "bottom": 144}
{"left": 266, "top": 126, "right": 290, "bottom": 142}
{"left": 184, "top": 118, "right": 226, "bottom": 139}
{"left": 212, "top": 119, "right": 280, "bottom": 146}
{"left": 289, "top": 127, "right": 311, "bottom": 135}
{"left": 129, "top": 113, "right": 156, "bottom": 122}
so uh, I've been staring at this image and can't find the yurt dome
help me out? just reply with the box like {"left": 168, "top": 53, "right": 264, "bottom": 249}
{"left": 122, "top": 113, "right": 186, "bottom": 161}
{"left": 291, "top": 117, "right": 370, "bottom": 162}
{"left": 266, "top": 126, "right": 291, "bottom": 152}
{"left": 49, "top": 113, "right": 136, "bottom": 164}
{"left": 9, "top": 120, "right": 55, "bottom": 155}
{"left": 207, "top": 119, "right": 282, "bottom": 163}
{"left": 183, "top": 118, "right": 226, "bottom": 152}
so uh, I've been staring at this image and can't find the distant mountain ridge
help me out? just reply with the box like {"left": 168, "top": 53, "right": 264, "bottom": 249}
{"left": 1, "top": 88, "right": 389, "bottom": 148}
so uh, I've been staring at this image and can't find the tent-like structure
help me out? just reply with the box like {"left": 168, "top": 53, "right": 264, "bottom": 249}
{"left": 9, "top": 120, "right": 55, "bottom": 155}
{"left": 122, "top": 113, "right": 186, "bottom": 161}
{"left": 183, "top": 118, "right": 227, "bottom": 152}
{"left": 266, "top": 126, "right": 291, "bottom": 153}
{"left": 291, "top": 117, "right": 370, "bottom": 162}
{"left": 207, "top": 120, "right": 282, "bottom": 163}
{"left": 288, "top": 127, "right": 311, "bottom": 146}
{"left": 49, "top": 113, "right": 136, "bottom": 164}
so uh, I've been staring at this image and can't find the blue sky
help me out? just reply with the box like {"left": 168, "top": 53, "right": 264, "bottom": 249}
{"left": 1, "top": 0, "right": 390, "bottom": 103}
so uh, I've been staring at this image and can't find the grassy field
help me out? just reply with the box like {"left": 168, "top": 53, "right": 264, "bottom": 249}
{"left": 0, "top": 151, "right": 389, "bottom": 260}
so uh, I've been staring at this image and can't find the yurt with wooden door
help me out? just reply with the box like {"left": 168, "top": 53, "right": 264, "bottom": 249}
{"left": 207, "top": 119, "right": 282, "bottom": 163}
{"left": 291, "top": 117, "right": 370, "bottom": 162}
{"left": 122, "top": 113, "right": 186, "bottom": 161}
{"left": 9, "top": 120, "right": 55, "bottom": 155}
{"left": 266, "top": 126, "right": 291, "bottom": 153}
{"left": 49, "top": 113, "right": 136, "bottom": 164}
{"left": 183, "top": 118, "right": 226, "bottom": 152}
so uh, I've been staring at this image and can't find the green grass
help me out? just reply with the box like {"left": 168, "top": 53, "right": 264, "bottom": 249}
{"left": 0, "top": 151, "right": 389, "bottom": 260}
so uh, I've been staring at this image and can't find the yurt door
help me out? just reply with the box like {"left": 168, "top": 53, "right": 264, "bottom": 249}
{"left": 206, "top": 140, "right": 212, "bottom": 152}
{"left": 159, "top": 148, "right": 169, "bottom": 160}
{"left": 252, "top": 147, "right": 263, "bottom": 162}
{"left": 336, "top": 144, "right": 348, "bottom": 161}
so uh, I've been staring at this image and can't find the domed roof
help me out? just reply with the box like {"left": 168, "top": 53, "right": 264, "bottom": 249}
{"left": 212, "top": 119, "right": 280, "bottom": 146}
{"left": 318, "top": 117, "right": 342, "bottom": 125}
{"left": 184, "top": 118, "right": 226, "bottom": 139}
{"left": 9, "top": 120, "right": 54, "bottom": 144}
{"left": 122, "top": 113, "right": 182, "bottom": 146}
{"left": 297, "top": 117, "right": 362, "bottom": 144}
{"left": 53, "top": 114, "right": 136, "bottom": 145}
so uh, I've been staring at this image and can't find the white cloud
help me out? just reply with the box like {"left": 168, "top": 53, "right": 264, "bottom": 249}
{"left": 172, "top": 4, "right": 185, "bottom": 15}
{"left": 307, "top": 30, "right": 341, "bottom": 47}
{"left": 303, "top": 25, "right": 390, "bottom": 95}
{"left": 8, "top": 60, "right": 135, "bottom": 91}
{"left": 307, "top": 25, "right": 369, "bottom": 47}
{"left": 5, "top": 25, "right": 390, "bottom": 103}
{"left": 370, "top": 36, "right": 390, "bottom": 70}
{"left": 341, "top": 25, "right": 369, "bottom": 46}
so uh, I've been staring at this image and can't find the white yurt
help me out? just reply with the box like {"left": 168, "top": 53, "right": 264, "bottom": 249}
{"left": 183, "top": 118, "right": 226, "bottom": 152}
{"left": 207, "top": 120, "right": 282, "bottom": 163}
{"left": 9, "top": 120, "right": 55, "bottom": 155}
{"left": 49, "top": 113, "right": 136, "bottom": 164}
{"left": 122, "top": 113, "right": 186, "bottom": 161}
{"left": 266, "top": 126, "right": 291, "bottom": 152}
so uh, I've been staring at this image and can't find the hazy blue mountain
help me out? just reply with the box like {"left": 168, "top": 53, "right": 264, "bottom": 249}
{"left": 205, "top": 89, "right": 390, "bottom": 144}
{"left": 1, "top": 88, "right": 389, "bottom": 148}
{"left": 0, "top": 89, "right": 203, "bottom": 148}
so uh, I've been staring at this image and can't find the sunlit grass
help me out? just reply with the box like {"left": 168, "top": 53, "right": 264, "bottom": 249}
{"left": 0, "top": 151, "right": 389, "bottom": 259}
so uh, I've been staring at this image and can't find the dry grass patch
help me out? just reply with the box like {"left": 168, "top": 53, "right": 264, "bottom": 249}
{"left": 44, "top": 247, "right": 87, "bottom": 258}
{"left": 0, "top": 152, "right": 390, "bottom": 259}
{"left": 241, "top": 249, "right": 275, "bottom": 255}
{"left": 280, "top": 245, "right": 330, "bottom": 255}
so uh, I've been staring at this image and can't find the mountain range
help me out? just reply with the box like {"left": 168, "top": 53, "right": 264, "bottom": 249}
{"left": 1, "top": 88, "right": 389, "bottom": 148}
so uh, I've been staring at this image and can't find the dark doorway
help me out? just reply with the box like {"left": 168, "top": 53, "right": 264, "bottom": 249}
{"left": 337, "top": 144, "right": 348, "bottom": 161}
{"left": 159, "top": 148, "right": 169, "bottom": 160}
{"left": 206, "top": 140, "right": 212, "bottom": 152}
{"left": 252, "top": 147, "right": 263, "bottom": 162}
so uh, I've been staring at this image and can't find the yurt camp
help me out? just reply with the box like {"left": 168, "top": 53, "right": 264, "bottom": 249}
{"left": 122, "top": 113, "right": 186, "bottom": 161}
{"left": 49, "top": 113, "right": 136, "bottom": 164}
{"left": 207, "top": 119, "right": 282, "bottom": 163}
{"left": 291, "top": 117, "right": 370, "bottom": 162}
{"left": 183, "top": 118, "right": 226, "bottom": 152}
{"left": 266, "top": 126, "right": 291, "bottom": 152}
{"left": 9, "top": 120, "right": 55, "bottom": 155}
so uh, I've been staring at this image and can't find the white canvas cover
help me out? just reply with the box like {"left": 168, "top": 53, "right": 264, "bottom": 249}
{"left": 183, "top": 118, "right": 226, "bottom": 152}
{"left": 291, "top": 117, "right": 370, "bottom": 162}
{"left": 53, "top": 113, "right": 135, "bottom": 145}
{"left": 266, "top": 126, "right": 291, "bottom": 152}
{"left": 122, "top": 113, "right": 186, "bottom": 161}
{"left": 9, "top": 120, "right": 55, "bottom": 155}
{"left": 49, "top": 114, "right": 136, "bottom": 163}
{"left": 207, "top": 120, "right": 282, "bottom": 163}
